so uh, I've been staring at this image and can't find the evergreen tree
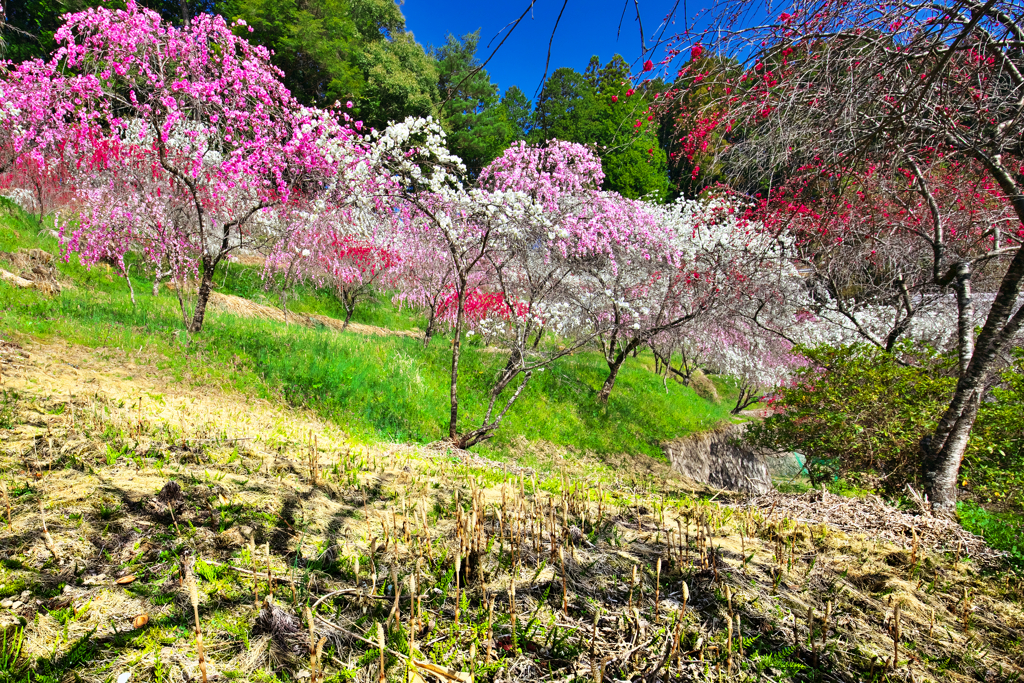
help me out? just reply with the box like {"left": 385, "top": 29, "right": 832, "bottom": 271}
{"left": 434, "top": 30, "right": 506, "bottom": 175}
{"left": 499, "top": 85, "right": 532, "bottom": 143}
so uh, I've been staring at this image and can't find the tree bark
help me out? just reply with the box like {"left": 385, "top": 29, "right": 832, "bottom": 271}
{"left": 731, "top": 382, "right": 760, "bottom": 415}
{"left": 531, "top": 327, "right": 544, "bottom": 349}
{"left": 920, "top": 156, "right": 1024, "bottom": 512}
{"left": 920, "top": 251, "right": 1024, "bottom": 511}
{"left": 598, "top": 336, "right": 646, "bottom": 403}
{"left": 124, "top": 266, "right": 136, "bottom": 307}
{"left": 188, "top": 256, "right": 216, "bottom": 333}
{"left": 921, "top": 387, "right": 981, "bottom": 513}
{"left": 457, "top": 370, "right": 533, "bottom": 449}
{"left": 342, "top": 292, "right": 355, "bottom": 330}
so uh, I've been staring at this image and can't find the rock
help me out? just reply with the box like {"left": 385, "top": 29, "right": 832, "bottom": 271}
{"left": 662, "top": 422, "right": 771, "bottom": 494}
{"left": 0, "top": 599, "right": 12, "bottom": 609}
{"left": 11, "top": 601, "right": 23, "bottom": 610}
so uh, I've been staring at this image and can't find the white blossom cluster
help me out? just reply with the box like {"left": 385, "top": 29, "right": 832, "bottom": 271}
{"left": 370, "top": 117, "right": 466, "bottom": 194}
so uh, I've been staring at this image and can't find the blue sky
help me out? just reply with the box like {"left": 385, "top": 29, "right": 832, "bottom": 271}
{"left": 401, "top": 0, "right": 696, "bottom": 97}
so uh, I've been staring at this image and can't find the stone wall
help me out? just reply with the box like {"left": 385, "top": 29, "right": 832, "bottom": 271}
{"left": 662, "top": 422, "right": 773, "bottom": 494}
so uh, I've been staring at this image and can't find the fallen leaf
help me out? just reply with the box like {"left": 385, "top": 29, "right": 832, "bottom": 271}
{"left": 116, "top": 673, "right": 131, "bottom": 683}
{"left": 115, "top": 575, "right": 136, "bottom": 585}
{"left": 133, "top": 614, "right": 149, "bottom": 629}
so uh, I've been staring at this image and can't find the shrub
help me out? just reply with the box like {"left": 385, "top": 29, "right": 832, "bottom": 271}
{"left": 957, "top": 501, "right": 1024, "bottom": 570}
{"left": 746, "top": 343, "right": 956, "bottom": 492}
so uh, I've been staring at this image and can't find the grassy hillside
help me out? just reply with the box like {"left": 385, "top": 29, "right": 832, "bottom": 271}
{"left": 0, "top": 200, "right": 731, "bottom": 462}
{"left": 0, "top": 342, "right": 1020, "bottom": 683}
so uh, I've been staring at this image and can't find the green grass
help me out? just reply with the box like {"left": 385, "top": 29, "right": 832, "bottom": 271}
{"left": 0, "top": 200, "right": 731, "bottom": 459}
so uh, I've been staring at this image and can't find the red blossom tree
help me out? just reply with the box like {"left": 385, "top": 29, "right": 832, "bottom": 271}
{"left": 660, "top": 0, "right": 1024, "bottom": 512}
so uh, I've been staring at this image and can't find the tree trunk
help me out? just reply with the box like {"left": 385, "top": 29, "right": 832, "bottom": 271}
{"left": 921, "top": 386, "right": 981, "bottom": 514}
{"left": 921, "top": 162, "right": 1024, "bottom": 511}
{"left": 531, "top": 327, "right": 544, "bottom": 349}
{"left": 597, "top": 356, "right": 625, "bottom": 404}
{"left": 342, "top": 292, "right": 355, "bottom": 330}
{"left": 188, "top": 257, "right": 216, "bottom": 333}
{"left": 124, "top": 266, "right": 136, "bottom": 307}
{"left": 448, "top": 282, "right": 467, "bottom": 440}
{"left": 457, "top": 370, "right": 533, "bottom": 449}
{"left": 920, "top": 245, "right": 1022, "bottom": 513}
{"left": 598, "top": 337, "right": 644, "bottom": 403}
{"left": 152, "top": 270, "right": 170, "bottom": 297}
{"left": 731, "top": 382, "right": 760, "bottom": 415}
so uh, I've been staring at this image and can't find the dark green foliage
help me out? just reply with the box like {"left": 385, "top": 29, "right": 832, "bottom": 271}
{"left": 746, "top": 343, "right": 957, "bottom": 492}
{"left": 531, "top": 57, "right": 671, "bottom": 201}
{"left": 355, "top": 30, "right": 439, "bottom": 130}
{"left": 964, "top": 349, "right": 1024, "bottom": 509}
{"left": 499, "top": 85, "right": 532, "bottom": 142}
{"left": 434, "top": 31, "right": 507, "bottom": 175}
{"left": 220, "top": 0, "right": 367, "bottom": 106}
{"left": 658, "top": 52, "right": 744, "bottom": 195}
{"left": 532, "top": 67, "right": 594, "bottom": 142}
{"left": 223, "top": 0, "right": 437, "bottom": 129}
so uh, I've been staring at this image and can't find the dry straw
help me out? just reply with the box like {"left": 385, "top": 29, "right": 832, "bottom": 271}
{"left": 2, "top": 480, "right": 10, "bottom": 525}
{"left": 184, "top": 559, "right": 209, "bottom": 683}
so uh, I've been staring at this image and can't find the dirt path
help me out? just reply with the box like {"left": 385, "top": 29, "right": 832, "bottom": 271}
{"left": 207, "top": 291, "right": 424, "bottom": 340}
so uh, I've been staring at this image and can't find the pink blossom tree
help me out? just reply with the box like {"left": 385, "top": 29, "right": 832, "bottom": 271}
{"left": 390, "top": 229, "right": 459, "bottom": 347}
{"left": 263, "top": 207, "right": 401, "bottom": 327}
{"left": 9, "top": 2, "right": 355, "bottom": 332}
{"left": 569, "top": 195, "right": 792, "bottom": 403}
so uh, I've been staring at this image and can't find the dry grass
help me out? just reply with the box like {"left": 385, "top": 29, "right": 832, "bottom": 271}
{"left": 0, "top": 339, "right": 1021, "bottom": 683}
{"left": 0, "top": 248, "right": 68, "bottom": 295}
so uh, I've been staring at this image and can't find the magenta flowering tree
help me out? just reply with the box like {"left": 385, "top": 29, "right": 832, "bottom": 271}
{"left": 12, "top": 2, "right": 355, "bottom": 332}
{"left": 0, "top": 61, "right": 88, "bottom": 223}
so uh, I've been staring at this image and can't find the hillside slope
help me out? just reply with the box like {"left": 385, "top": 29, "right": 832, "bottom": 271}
{"left": 0, "top": 337, "right": 1021, "bottom": 683}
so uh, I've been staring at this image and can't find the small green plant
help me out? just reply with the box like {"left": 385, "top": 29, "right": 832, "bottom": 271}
{"left": 95, "top": 501, "right": 122, "bottom": 521}
{"left": 0, "top": 626, "right": 25, "bottom": 681}
{"left": 743, "top": 640, "right": 806, "bottom": 677}
{"left": 0, "top": 390, "right": 19, "bottom": 430}
{"left": 194, "top": 559, "right": 221, "bottom": 583}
